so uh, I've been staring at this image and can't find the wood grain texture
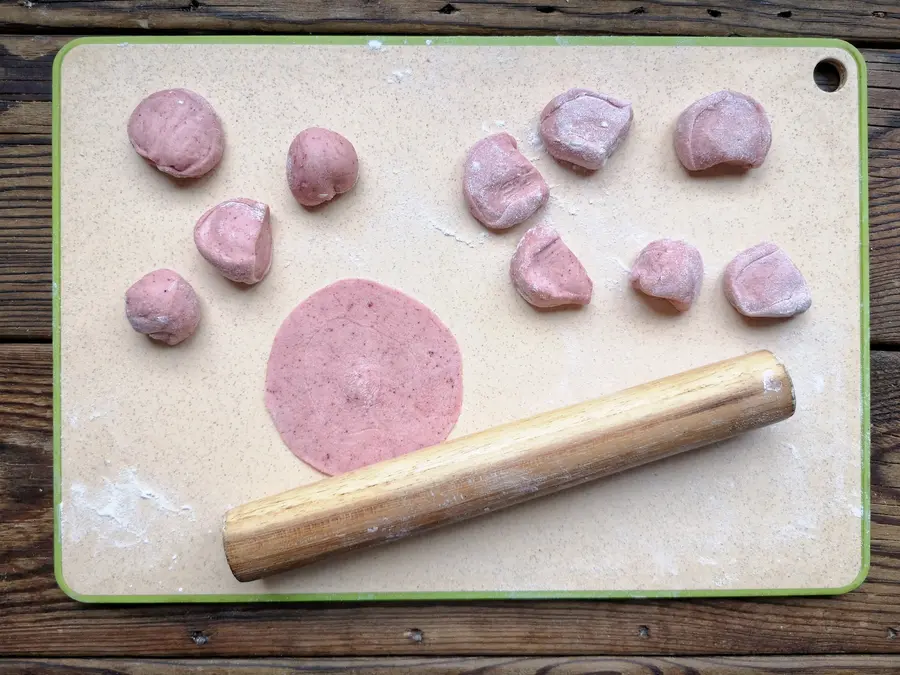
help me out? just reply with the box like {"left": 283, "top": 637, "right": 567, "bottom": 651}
{"left": 0, "top": 2, "right": 899, "bottom": 43}
{"left": 1, "top": 36, "right": 898, "bottom": 342}
{"left": 226, "top": 351, "right": 793, "bottom": 580}
{"left": 6, "top": 656, "right": 900, "bottom": 674}
{"left": 0, "top": 34, "right": 55, "bottom": 341}
{"left": 0, "top": 343, "right": 894, "bottom": 656}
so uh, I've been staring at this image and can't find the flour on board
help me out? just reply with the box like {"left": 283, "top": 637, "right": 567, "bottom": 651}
{"left": 62, "top": 468, "right": 194, "bottom": 549}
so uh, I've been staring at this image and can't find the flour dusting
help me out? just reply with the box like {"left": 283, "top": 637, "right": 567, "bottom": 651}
{"left": 63, "top": 468, "right": 194, "bottom": 549}
{"left": 429, "top": 221, "right": 486, "bottom": 248}
{"left": 387, "top": 68, "right": 412, "bottom": 84}
{"left": 762, "top": 369, "right": 783, "bottom": 393}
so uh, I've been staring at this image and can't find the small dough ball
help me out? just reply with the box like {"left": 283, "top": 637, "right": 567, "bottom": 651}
{"left": 194, "top": 198, "right": 273, "bottom": 284}
{"left": 127, "top": 89, "right": 224, "bottom": 178}
{"left": 125, "top": 269, "right": 201, "bottom": 345}
{"left": 674, "top": 90, "right": 771, "bottom": 171}
{"left": 630, "top": 239, "right": 704, "bottom": 311}
{"left": 510, "top": 225, "right": 592, "bottom": 308}
{"left": 286, "top": 128, "right": 359, "bottom": 207}
{"left": 540, "top": 88, "right": 633, "bottom": 170}
{"left": 724, "top": 242, "right": 811, "bottom": 318}
{"left": 464, "top": 132, "right": 549, "bottom": 230}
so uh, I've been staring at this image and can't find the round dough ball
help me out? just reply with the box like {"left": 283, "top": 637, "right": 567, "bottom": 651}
{"left": 194, "top": 198, "right": 273, "bottom": 284}
{"left": 674, "top": 90, "right": 771, "bottom": 171}
{"left": 539, "top": 88, "right": 633, "bottom": 170}
{"left": 724, "top": 242, "right": 811, "bottom": 318}
{"left": 127, "top": 89, "right": 224, "bottom": 178}
{"left": 464, "top": 132, "right": 549, "bottom": 230}
{"left": 125, "top": 269, "right": 200, "bottom": 345}
{"left": 286, "top": 128, "right": 359, "bottom": 207}
{"left": 630, "top": 239, "right": 704, "bottom": 311}
{"left": 510, "top": 225, "right": 592, "bottom": 308}
{"left": 265, "top": 279, "right": 463, "bottom": 476}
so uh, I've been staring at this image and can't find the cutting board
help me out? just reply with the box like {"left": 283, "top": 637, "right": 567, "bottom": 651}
{"left": 53, "top": 36, "right": 869, "bottom": 601}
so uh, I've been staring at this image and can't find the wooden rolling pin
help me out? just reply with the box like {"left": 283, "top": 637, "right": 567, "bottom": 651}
{"left": 224, "top": 350, "right": 794, "bottom": 581}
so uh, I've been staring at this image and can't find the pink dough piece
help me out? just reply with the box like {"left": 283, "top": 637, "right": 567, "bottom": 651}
{"left": 510, "top": 225, "right": 592, "bottom": 308}
{"left": 539, "top": 88, "right": 633, "bottom": 170}
{"left": 125, "top": 269, "right": 200, "bottom": 345}
{"left": 724, "top": 242, "right": 811, "bottom": 318}
{"left": 463, "top": 133, "right": 549, "bottom": 230}
{"left": 286, "top": 128, "right": 359, "bottom": 207}
{"left": 630, "top": 239, "right": 704, "bottom": 311}
{"left": 674, "top": 90, "right": 771, "bottom": 171}
{"left": 194, "top": 198, "right": 273, "bottom": 285}
{"left": 265, "top": 279, "right": 463, "bottom": 476}
{"left": 127, "top": 89, "right": 224, "bottom": 178}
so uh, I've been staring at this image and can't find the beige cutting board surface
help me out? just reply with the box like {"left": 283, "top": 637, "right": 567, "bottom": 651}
{"left": 57, "top": 40, "right": 865, "bottom": 598}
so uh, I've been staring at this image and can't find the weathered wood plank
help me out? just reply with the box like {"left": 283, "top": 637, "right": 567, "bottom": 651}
{"left": 0, "top": 343, "right": 896, "bottom": 656}
{"left": 0, "top": 36, "right": 899, "bottom": 342}
{"left": 5, "top": 655, "right": 900, "bottom": 674}
{"left": 0, "top": 2, "right": 899, "bottom": 44}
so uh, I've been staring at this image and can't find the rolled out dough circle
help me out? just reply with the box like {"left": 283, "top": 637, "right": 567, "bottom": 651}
{"left": 265, "top": 279, "right": 464, "bottom": 476}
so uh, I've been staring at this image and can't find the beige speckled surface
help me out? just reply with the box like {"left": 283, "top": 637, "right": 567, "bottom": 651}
{"left": 58, "top": 41, "right": 864, "bottom": 597}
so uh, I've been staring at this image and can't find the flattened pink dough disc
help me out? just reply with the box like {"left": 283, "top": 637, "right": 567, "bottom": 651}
{"left": 194, "top": 198, "right": 273, "bottom": 284}
{"left": 724, "top": 242, "right": 812, "bottom": 318}
{"left": 539, "top": 88, "right": 633, "bottom": 170}
{"left": 127, "top": 88, "right": 224, "bottom": 178}
{"left": 463, "top": 133, "right": 549, "bottom": 230}
{"left": 674, "top": 90, "right": 772, "bottom": 171}
{"left": 124, "top": 268, "right": 201, "bottom": 345}
{"left": 265, "top": 279, "right": 464, "bottom": 476}
{"left": 630, "top": 239, "right": 704, "bottom": 311}
{"left": 510, "top": 225, "right": 592, "bottom": 308}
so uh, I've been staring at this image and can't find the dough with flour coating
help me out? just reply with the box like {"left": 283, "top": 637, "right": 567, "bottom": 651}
{"left": 510, "top": 225, "right": 592, "bottom": 308}
{"left": 630, "top": 239, "right": 704, "bottom": 311}
{"left": 464, "top": 133, "right": 549, "bottom": 230}
{"left": 286, "top": 128, "right": 359, "bottom": 207}
{"left": 194, "top": 198, "right": 272, "bottom": 285}
{"left": 674, "top": 90, "right": 771, "bottom": 171}
{"left": 125, "top": 269, "right": 200, "bottom": 345}
{"left": 127, "top": 88, "right": 224, "bottom": 178}
{"left": 540, "top": 88, "right": 633, "bottom": 170}
{"left": 724, "top": 242, "right": 811, "bottom": 318}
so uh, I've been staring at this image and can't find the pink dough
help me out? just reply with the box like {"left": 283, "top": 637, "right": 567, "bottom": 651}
{"left": 125, "top": 269, "right": 200, "bottom": 345}
{"left": 539, "top": 88, "right": 633, "bottom": 170}
{"left": 510, "top": 225, "right": 592, "bottom": 308}
{"left": 194, "top": 198, "right": 273, "bottom": 284}
{"left": 265, "top": 279, "right": 463, "bottom": 476}
{"left": 286, "top": 128, "right": 359, "bottom": 207}
{"left": 127, "top": 89, "right": 224, "bottom": 178}
{"left": 674, "top": 90, "right": 771, "bottom": 171}
{"left": 724, "top": 242, "right": 811, "bottom": 318}
{"left": 630, "top": 239, "right": 704, "bottom": 311}
{"left": 463, "top": 133, "right": 549, "bottom": 230}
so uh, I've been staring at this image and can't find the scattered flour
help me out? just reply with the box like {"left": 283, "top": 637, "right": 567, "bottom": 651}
{"left": 762, "top": 369, "right": 783, "bottom": 393}
{"left": 429, "top": 222, "right": 487, "bottom": 249}
{"left": 550, "top": 193, "right": 579, "bottom": 216}
{"left": 607, "top": 256, "right": 631, "bottom": 273}
{"left": 387, "top": 68, "right": 412, "bottom": 84}
{"left": 62, "top": 468, "right": 194, "bottom": 549}
{"left": 481, "top": 120, "right": 509, "bottom": 133}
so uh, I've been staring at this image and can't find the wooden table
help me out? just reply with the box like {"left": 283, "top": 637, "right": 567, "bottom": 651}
{"left": 2, "top": 2, "right": 900, "bottom": 673}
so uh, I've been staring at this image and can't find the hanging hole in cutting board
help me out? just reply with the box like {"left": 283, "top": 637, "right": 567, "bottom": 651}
{"left": 814, "top": 58, "right": 846, "bottom": 93}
